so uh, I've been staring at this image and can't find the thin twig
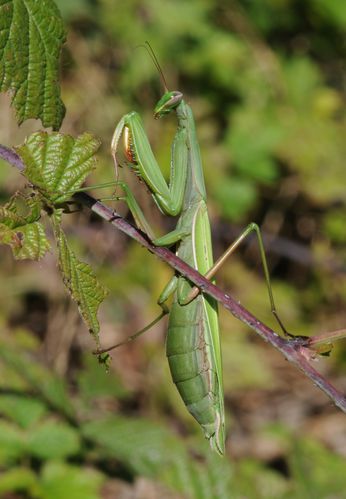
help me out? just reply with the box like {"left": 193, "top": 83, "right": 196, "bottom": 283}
{"left": 1, "top": 145, "right": 346, "bottom": 413}
{"left": 0, "top": 145, "right": 24, "bottom": 171}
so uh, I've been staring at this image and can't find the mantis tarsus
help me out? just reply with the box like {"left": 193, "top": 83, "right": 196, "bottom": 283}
{"left": 104, "top": 51, "right": 288, "bottom": 455}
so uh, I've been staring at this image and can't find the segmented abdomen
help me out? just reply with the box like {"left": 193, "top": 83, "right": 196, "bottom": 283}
{"left": 166, "top": 293, "right": 221, "bottom": 439}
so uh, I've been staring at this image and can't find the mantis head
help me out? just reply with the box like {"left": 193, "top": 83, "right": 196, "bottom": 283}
{"left": 154, "top": 91, "right": 183, "bottom": 119}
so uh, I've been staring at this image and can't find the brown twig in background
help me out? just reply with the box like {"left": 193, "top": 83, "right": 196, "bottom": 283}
{"left": 1, "top": 144, "right": 346, "bottom": 413}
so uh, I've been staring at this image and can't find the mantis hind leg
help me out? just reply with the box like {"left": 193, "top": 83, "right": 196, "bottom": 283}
{"left": 181, "top": 222, "right": 291, "bottom": 337}
{"left": 94, "top": 276, "right": 178, "bottom": 355}
{"left": 94, "top": 303, "right": 169, "bottom": 355}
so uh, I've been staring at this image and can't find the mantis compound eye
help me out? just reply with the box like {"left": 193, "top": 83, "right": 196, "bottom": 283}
{"left": 154, "top": 91, "right": 183, "bottom": 118}
{"left": 167, "top": 91, "right": 183, "bottom": 108}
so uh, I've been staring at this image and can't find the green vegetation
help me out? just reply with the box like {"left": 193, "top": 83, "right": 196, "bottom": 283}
{"left": 0, "top": 330, "right": 346, "bottom": 498}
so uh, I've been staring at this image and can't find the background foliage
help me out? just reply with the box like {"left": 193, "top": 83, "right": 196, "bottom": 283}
{"left": 0, "top": 0, "right": 345, "bottom": 497}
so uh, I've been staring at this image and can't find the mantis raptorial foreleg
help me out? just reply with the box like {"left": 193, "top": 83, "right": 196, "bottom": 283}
{"left": 82, "top": 178, "right": 189, "bottom": 246}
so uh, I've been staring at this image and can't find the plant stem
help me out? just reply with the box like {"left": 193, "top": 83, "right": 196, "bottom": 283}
{"left": 307, "top": 328, "right": 346, "bottom": 347}
{"left": 2, "top": 145, "right": 346, "bottom": 414}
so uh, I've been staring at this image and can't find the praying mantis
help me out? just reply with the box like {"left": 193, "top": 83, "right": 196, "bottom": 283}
{"left": 105, "top": 49, "right": 288, "bottom": 455}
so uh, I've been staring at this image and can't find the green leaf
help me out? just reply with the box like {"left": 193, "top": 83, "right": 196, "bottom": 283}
{"left": 289, "top": 437, "right": 346, "bottom": 498}
{"left": 82, "top": 416, "right": 186, "bottom": 477}
{"left": 314, "top": 0, "right": 346, "bottom": 29}
{"left": 0, "top": 467, "right": 40, "bottom": 497}
{"left": 0, "top": 420, "right": 26, "bottom": 464}
{"left": 28, "top": 420, "right": 81, "bottom": 459}
{"left": 0, "top": 192, "right": 42, "bottom": 227}
{"left": 40, "top": 375, "right": 75, "bottom": 417}
{"left": 226, "top": 111, "right": 281, "bottom": 183}
{"left": 0, "top": 394, "right": 47, "bottom": 428}
{"left": 40, "top": 461, "right": 104, "bottom": 499}
{"left": 161, "top": 446, "right": 235, "bottom": 499}
{"left": 16, "top": 131, "right": 101, "bottom": 204}
{"left": 77, "top": 355, "right": 128, "bottom": 402}
{"left": 233, "top": 459, "right": 289, "bottom": 499}
{"left": 214, "top": 177, "right": 256, "bottom": 222}
{"left": 12, "top": 221, "right": 50, "bottom": 259}
{"left": 0, "top": 0, "right": 66, "bottom": 129}
{"left": 0, "top": 343, "right": 75, "bottom": 418}
{"left": 82, "top": 416, "right": 235, "bottom": 499}
{"left": 0, "top": 192, "right": 49, "bottom": 259}
{"left": 323, "top": 209, "right": 346, "bottom": 244}
{"left": 53, "top": 219, "right": 108, "bottom": 341}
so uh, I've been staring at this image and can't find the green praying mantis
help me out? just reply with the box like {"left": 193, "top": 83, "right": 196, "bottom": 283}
{"left": 101, "top": 48, "right": 289, "bottom": 455}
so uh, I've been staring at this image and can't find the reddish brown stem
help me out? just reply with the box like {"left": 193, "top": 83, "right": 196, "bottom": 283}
{"left": 1, "top": 145, "right": 346, "bottom": 413}
{"left": 307, "top": 328, "right": 346, "bottom": 347}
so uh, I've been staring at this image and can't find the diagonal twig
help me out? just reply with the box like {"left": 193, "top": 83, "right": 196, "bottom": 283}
{"left": 1, "top": 144, "right": 346, "bottom": 413}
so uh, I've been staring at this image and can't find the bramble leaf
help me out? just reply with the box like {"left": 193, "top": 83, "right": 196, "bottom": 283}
{"left": 0, "top": 192, "right": 50, "bottom": 260}
{"left": 41, "top": 462, "right": 104, "bottom": 499}
{"left": 0, "top": 420, "right": 26, "bottom": 464}
{"left": 0, "top": 341, "right": 75, "bottom": 418}
{"left": 0, "top": 468, "right": 40, "bottom": 497}
{"left": 28, "top": 420, "right": 81, "bottom": 460}
{"left": 16, "top": 132, "right": 101, "bottom": 204}
{"left": 82, "top": 416, "right": 234, "bottom": 498}
{"left": 10, "top": 221, "right": 50, "bottom": 260}
{"left": 0, "top": 192, "right": 42, "bottom": 228}
{"left": 0, "top": 0, "right": 66, "bottom": 129}
{"left": 53, "top": 215, "right": 108, "bottom": 342}
{"left": 0, "top": 394, "right": 47, "bottom": 429}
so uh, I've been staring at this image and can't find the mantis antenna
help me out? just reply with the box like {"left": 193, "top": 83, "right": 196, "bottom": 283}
{"left": 142, "top": 41, "right": 169, "bottom": 93}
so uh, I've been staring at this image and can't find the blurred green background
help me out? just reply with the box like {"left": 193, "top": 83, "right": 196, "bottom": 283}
{"left": 0, "top": 0, "right": 345, "bottom": 497}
